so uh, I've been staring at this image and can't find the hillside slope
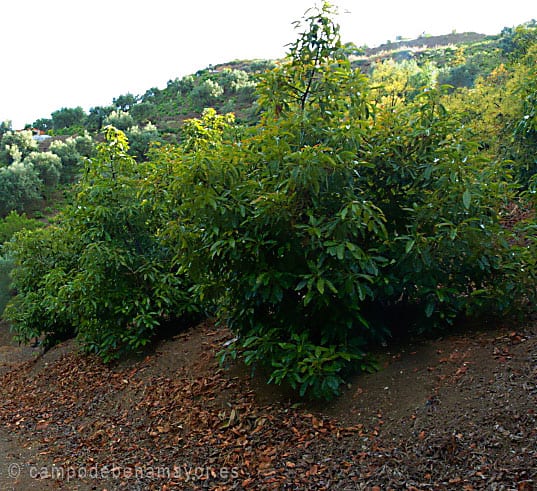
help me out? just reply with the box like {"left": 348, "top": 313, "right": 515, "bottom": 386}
{"left": 0, "top": 318, "right": 535, "bottom": 490}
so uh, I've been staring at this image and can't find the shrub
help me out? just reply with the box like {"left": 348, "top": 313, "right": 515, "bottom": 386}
{"left": 167, "top": 5, "right": 388, "bottom": 399}
{"left": 49, "top": 138, "right": 84, "bottom": 183}
{"left": 23, "top": 151, "right": 62, "bottom": 194}
{"left": 0, "top": 161, "right": 42, "bottom": 216}
{"left": 2, "top": 225, "right": 78, "bottom": 345}
{"left": 0, "top": 253, "right": 14, "bottom": 316}
{"left": 0, "top": 130, "right": 38, "bottom": 165}
{"left": 0, "top": 211, "right": 43, "bottom": 243}
{"left": 4, "top": 127, "right": 198, "bottom": 358}
{"left": 162, "top": 4, "right": 536, "bottom": 400}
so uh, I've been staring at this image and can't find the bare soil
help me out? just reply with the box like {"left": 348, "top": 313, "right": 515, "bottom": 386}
{"left": 0, "top": 318, "right": 536, "bottom": 490}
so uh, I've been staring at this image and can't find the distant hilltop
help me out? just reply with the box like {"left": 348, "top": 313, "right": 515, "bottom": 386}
{"left": 365, "top": 32, "right": 488, "bottom": 55}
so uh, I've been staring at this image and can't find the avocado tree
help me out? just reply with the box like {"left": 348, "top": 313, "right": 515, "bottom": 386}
{"left": 167, "top": 3, "right": 388, "bottom": 399}
{"left": 4, "top": 127, "right": 197, "bottom": 358}
{"left": 162, "top": 3, "right": 536, "bottom": 399}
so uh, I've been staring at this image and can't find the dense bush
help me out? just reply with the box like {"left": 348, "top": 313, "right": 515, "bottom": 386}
{"left": 0, "top": 130, "right": 38, "bottom": 165}
{"left": 0, "top": 161, "right": 42, "bottom": 216}
{"left": 23, "top": 151, "right": 62, "bottom": 195}
{"left": 0, "top": 211, "right": 44, "bottom": 244}
{"left": 159, "top": 4, "right": 536, "bottom": 399}
{"left": 4, "top": 127, "right": 197, "bottom": 358}
{"left": 0, "top": 211, "right": 43, "bottom": 315}
{"left": 3, "top": 224, "right": 78, "bottom": 346}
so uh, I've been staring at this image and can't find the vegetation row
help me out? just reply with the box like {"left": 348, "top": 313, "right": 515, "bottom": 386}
{"left": 1, "top": 4, "right": 536, "bottom": 399}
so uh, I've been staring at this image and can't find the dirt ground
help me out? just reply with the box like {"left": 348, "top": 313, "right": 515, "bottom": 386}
{"left": 0, "top": 317, "right": 535, "bottom": 490}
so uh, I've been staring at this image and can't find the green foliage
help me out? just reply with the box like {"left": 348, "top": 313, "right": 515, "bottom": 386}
{"left": 0, "top": 161, "right": 42, "bottom": 216}
{"left": 48, "top": 135, "right": 95, "bottom": 184}
{"left": 0, "top": 211, "right": 43, "bottom": 243}
{"left": 437, "top": 49, "right": 500, "bottom": 88}
{"left": 189, "top": 79, "right": 224, "bottom": 107}
{"left": 0, "top": 130, "right": 38, "bottom": 165}
{"left": 130, "top": 102, "right": 158, "bottom": 125}
{"left": 23, "top": 151, "right": 62, "bottom": 194}
{"left": 0, "top": 212, "right": 44, "bottom": 315}
{"left": 166, "top": 3, "right": 386, "bottom": 400}
{"left": 0, "top": 120, "right": 12, "bottom": 139}
{"left": 157, "top": 4, "right": 536, "bottom": 400}
{"left": 500, "top": 21, "right": 537, "bottom": 61}
{"left": 104, "top": 110, "right": 135, "bottom": 131}
{"left": 0, "top": 253, "right": 14, "bottom": 315}
{"left": 73, "top": 131, "right": 96, "bottom": 158}
{"left": 363, "top": 88, "right": 531, "bottom": 327}
{"left": 3, "top": 225, "right": 78, "bottom": 346}
{"left": 32, "top": 118, "right": 53, "bottom": 132}
{"left": 51, "top": 106, "right": 87, "bottom": 130}
{"left": 125, "top": 122, "right": 161, "bottom": 160}
{"left": 369, "top": 59, "right": 438, "bottom": 105}
{"left": 86, "top": 105, "right": 114, "bottom": 132}
{"left": 446, "top": 39, "right": 537, "bottom": 188}
{"left": 504, "top": 44, "right": 537, "bottom": 185}
{"left": 4, "top": 127, "right": 197, "bottom": 358}
{"left": 113, "top": 93, "right": 139, "bottom": 112}
{"left": 2, "top": 7, "right": 536, "bottom": 402}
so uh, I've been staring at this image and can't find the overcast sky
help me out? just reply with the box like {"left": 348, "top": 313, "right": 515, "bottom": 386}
{"left": 0, "top": 0, "right": 535, "bottom": 128}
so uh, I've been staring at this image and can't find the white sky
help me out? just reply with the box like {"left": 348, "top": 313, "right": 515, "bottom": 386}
{"left": 0, "top": 0, "right": 535, "bottom": 128}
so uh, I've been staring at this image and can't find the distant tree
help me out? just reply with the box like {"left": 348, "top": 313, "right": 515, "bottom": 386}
{"left": 51, "top": 106, "right": 87, "bottom": 130}
{"left": 342, "top": 41, "right": 364, "bottom": 56}
{"left": 502, "top": 44, "right": 537, "bottom": 185}
{"left": 0, "top": 121, "right": 12, "bottom": 139}
{"left": 0, "top": 130, "right": 38, "bottom": 166}
{"left": 370, "top": 59, "right": 438, "bottom": 106}
{"left": 219, "top": 69, "right": 255, "bottom": 95}
{"left": 23, "top": 151, "right": 62, "bottom": 194}
{"left": 32, "top": 118, "right": 53, "bottom": 132}
{"left": 189, "top": 79, "right": 224, "bottom": 108}
{"left": 141, "top": 87, "right": 161, "bottom": 103}
{"left": 113, "top": 93, "right": 139, "bottom": 112}
{"left": 500, "top": 22, "right": 537, "bottom": 60}
{"left": 86, "top": 105, "right": 114, "bottom": 132}
{"left": 126, "top": 122, "right": 161, "bottom": 160}
{"left": 73, "top": 131, "right": 96, "bottom": 158}
{"left": 130, "top": 102, "right": 158, "bottom": 125}
{"left": 104, "top": 110, "right": 135, "bottom": 131}
{"left": 176, "top": 75, "right": 196, "bottom": 96}
{"left": 0, "top": 161, "right": 42, "bottom": 216}
{"left": 49, "top": 138, "right": 83, "bottom": 183}
{"left": 248, "top": 60, "right": 276, "bottom": 72}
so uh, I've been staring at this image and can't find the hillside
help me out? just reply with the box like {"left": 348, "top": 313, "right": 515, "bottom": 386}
{"left": 1, "top": 11, "right": 536, "bottom": 490}
{"left": 24, "top": 29, "right": 510, "bottom": 136}
{"left": 365, "top": 32, "right": 489, "bottom": 55}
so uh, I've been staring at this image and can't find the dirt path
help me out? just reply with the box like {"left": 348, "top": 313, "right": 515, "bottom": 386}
{"left": 0, "top": 324, "right": 51, "bottom": 490}
{"left": 0, "top": 323, "right": 92, "bottom": 490}
{"left": 0, "top": 430, "right": 53, "bottom": 491}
